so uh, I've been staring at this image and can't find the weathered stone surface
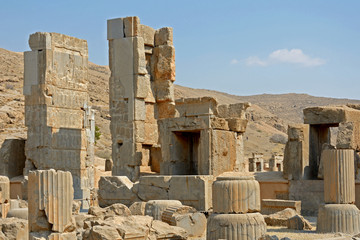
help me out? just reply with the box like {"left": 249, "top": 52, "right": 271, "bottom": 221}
{"left": 24, "top": 32, "right": 94, "bottom": 205}
{"left": 0, "top": 139, "right": 26, "bottom": 179}
{"left": 304, "top": 105, "right": 360, "bottom": 125}
{"left": 98, "top": 176, "right": 140, "bottom": 207}
{"left": 283, "top": 124, "right": 309, "bottom": 180}
{"left": 287, "top": 214, "right": 313, "bottom": 230}
{"left": 337, "top": 122, "right": 360, "bottom": 151}
{"left": 175, "top": 97, "right": 218, "bottom": 117}
{"left": 151, "top": 220, "right": 187, "bottom": 239}
{"left": 88, "top": 204, "right": 131, "bottom": 220}
{"left": 226, "top": 118, "right": 248, "bottom": 133}
{"left": 0, "top": 217, "right": 28, "bottom": 240}
{"left": 261, "top": 199, "right": 301, "bottom": 215}
{"left": 129, "top": 201, "right": 147, "bottom": 215}
{"left": 107, "top": 18, "right": 124, "bottom": 40}
{"left": 0, "top": 176, "right": 10, "bottom": 204}
{"left": 217, "top": 103, "right": 251, "bottom": 119}
{"left": 155, "top": 27, "right": 173, "bottom": 46}
{"left": 264, "top": 208, "right": 298, "bottom": 226}
{"left": 207, "top": 213, "right": 266, "bottom": 240}
{"left": 10, "top": 175, "right": 28, "bottom": 200}
{"left": 7, "top": 208, "right": 28, "bottom": 220}
{"left": 140, "top": 24, "right": 155, "bottom": 47}
{"left": 155, "top": 80, "right": 174, "bottom": 103}
{"left": 123, "top": 16, "right": 140, "bottom": 37}
{"left": 145, "top": 200, "right": 182, "bottom": 220}
{"left": 323, "top": 149, "right": 355, "bottom": 204}
{"left": 28, "top": 170, "right": 74, "bottom": 233}
{"left": 317, "top": 204, "right": 360, "bottom": 234}
{"left": 162, "top": 206, "right": 205, "bottom": 238}
{"left": 84, "top": 225, "right": 122, "bottom": 240}
{"left": 153, "top": 45, "right": 175, "bottom": 81}
{"left": 213, "top": 175, "right": 260, "bottom": 214}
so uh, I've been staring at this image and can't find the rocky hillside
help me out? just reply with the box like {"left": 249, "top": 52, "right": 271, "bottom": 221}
{"left": 1, "top": 48, "right": 360, "bottom": 161}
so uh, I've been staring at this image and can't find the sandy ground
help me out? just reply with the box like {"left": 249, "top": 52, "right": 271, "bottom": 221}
{"left": 267, "top": 216, "right": 352, "bottom": 240}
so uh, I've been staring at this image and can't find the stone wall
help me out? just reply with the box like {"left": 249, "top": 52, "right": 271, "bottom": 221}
{"left": 23, "top": 32, "right": 94, "bottom": 208}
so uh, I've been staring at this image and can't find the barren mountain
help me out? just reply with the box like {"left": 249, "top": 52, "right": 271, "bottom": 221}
{"left": 1, "top": 47, "right": 360, "bottom": 161}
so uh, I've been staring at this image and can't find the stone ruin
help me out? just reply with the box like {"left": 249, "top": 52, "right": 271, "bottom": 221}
{"left": 23, "top": 32, "right": 95, "bottom": 209}
{"left": 1, "top": 14, "right": 360, "bottom": 240}
{"left": 107, "top": 16, "right": 250, "bottom": 181}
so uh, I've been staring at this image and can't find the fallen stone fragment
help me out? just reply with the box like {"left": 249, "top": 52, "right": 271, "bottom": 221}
{"left": 287, "top": 214, "right": 313, "bottom": 230}
{"left": 264, "top": 208, "right": 297, "bottom": 226}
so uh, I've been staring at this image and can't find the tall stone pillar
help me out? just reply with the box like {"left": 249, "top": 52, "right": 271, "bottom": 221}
{"left": 317, "top": 149, "right": 360, "bottom": 234}
{"left": 108, "top": 16, "right": 175, "bottom": 181}
{"left": 207, "top": 175, "right": 266, "bottom": 239}
{"left": 23, "top": 32, "right": 94, "bottom": 209}
{"left": 28, "top": 169, "right": 76, "bottom": 239}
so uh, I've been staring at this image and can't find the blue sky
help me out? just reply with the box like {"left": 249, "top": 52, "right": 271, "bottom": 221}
{"left": 1, "top": 1, "right": 359, "bottom": 99}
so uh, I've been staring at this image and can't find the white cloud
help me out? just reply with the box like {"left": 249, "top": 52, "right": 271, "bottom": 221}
{"left": 243, "top": 48, "right": 326, "bottom": 67}
{"left": 245, "top": 56, "right": 268, "bottom": 66}
{"left": 230, "top": 59, "right": 239, "bottom": 65}
{"left": 269, "top": 49, "right": 326, "bottom": 66}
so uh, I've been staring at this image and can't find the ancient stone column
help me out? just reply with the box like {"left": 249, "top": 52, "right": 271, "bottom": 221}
{"left": 207, "top": 174, "right": 266, "bottom": 239}
{"left": 212, "top": 176, "right": 260, "bottom": 214}
{"left": 323, "top": 149, "right": 355, "bottom": 204}
{"left": 317, "top": 149, "right": 360, "bottom": 234}
{"left": 28, "top": 169, "right": 76, "bottom": 239}
{"left": 24, "top": 32, "right": 94, "bottom": 209}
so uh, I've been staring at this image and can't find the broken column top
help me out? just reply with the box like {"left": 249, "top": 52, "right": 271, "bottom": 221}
{"left": 29, "top": 32, "right": 88, "bottom": 55}
{"left": 303, "top": 105, "right": 360, "bottom": 125}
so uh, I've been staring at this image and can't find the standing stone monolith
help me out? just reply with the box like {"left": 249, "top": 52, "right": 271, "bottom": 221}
{"left": 24, "top": 32, "right": 95, "bottom": 209}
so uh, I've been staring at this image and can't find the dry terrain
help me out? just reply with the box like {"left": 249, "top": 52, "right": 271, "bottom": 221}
{"left": 1, "top": 47, "right": 360, "bottom": 162}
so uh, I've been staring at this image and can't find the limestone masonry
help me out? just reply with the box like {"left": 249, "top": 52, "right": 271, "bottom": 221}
{"left": 0, "top": 15, "right": 360, "bottom": 239}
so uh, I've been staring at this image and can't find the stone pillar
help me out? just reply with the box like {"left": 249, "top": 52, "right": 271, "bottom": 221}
{"left": 28, "top": 169, "right": 76, "bottom": 239}
{"left": 207, "top": 175, "right": 266, "bottom": 239}
{"left": 283, "top": 124, "right": 309, "bottom": 180}
{"left": 323, "top": 149, "right": 355, "bottom": 204}
{"left": 24, "top": 32, "right": 94, "bottom": 209}
{"left": 317, "top": 149, "right": 360, "bottom": 234}
{"left": 108, "top": 16, "right": 175, "bottom": 181}
{"left": 0, "top": 176, "right": 10, "bottom": 218}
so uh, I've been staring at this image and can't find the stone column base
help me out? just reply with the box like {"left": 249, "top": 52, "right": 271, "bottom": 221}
{"left": 207, "top": 213, "right": 266, "bottom": 240}
{"left": 317, "top": 204, "right": 360, "bottom": 234}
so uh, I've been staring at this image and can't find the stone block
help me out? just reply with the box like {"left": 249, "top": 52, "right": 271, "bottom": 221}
{"left": 264, "top": 208, "right": 297, "bottom": 227}
{"left": 164, "top": 211, "right": 206, "bottom": 238}
{"left": 155, "top": 80, "right": 174, "bottom": 103}
{"left": 317, "top": 204, "right": 360, "bottom": 234}
{"left": 226, "top": 118, "right": 248, "bottom": 132}
{"left": 323, "top": 149, "right": 355, "bottom": 204}
{"left": 153, "top": 45, "right": 175, "bottom": 81}
{"left": 261, "top": 199, "right": 301, "bottom": 215}
{"left": 145, "top": 200, "right": 182, "bottom": 220}
{"left": 175, "top": 97, "right": 218, "bottom": 117}
{"left": 288, "top": 124, "right": 309, "bottom": 141}
{"left": 7, "top": 208, "right": 28, "bottom": 220}
{"left": 107, "top": 18, "right": 124, "bottom": 40}
{"left": 161, "top": 205, "right": 196, "bottom": 224}
{"left": 134, "top": 98, "right": 146, "bottom": 121}
{"left": 337, "top": 122, "right": 360, "bottom": 151}
{"left": 28, "top": 170, "right": 73, "bottom": 233}
{"left": 28, "top": 32, "right": 52, "bottom": 50}
{"left": 134, "top": 121, "right": 145, "bottom": 143}
{"left": 287, "top": 214, "right": 313, "bottom": 230}
{"left": 30, "top": 232, "right": 77, "bottom": 240}
{"left": 140, "top": 24, "right": 155, "bottom": 47}
{"left": 0, "top": 203, "right": 10, "bottom": 219}
{"left": 155, "top": 27, "right": 173, "bottom": 46}
{"left": 169, "top": 175, "right": 214, "bottom": 211}
{"left": 210, "top": 117, "right": 229, "bottom": 130}
{"left": 144, "top": 123, "right": 158, "bottom": 144}
{"left": 10, "top": 175, "right": 28, "bottom": 200}
{"left": 123, "top": 16, "right": 140, "bottom": 37}
{"left": 157, "top": 102, "right": 176, "bottom": 119}
{"left": 23, "top": 51, "right": 39, "bottom": 96}
{"left": 304, "top": 105, "right": 360, "bottom": 125}
{"left": 135, "top": 74, "right": 150, "bottom": 99}
{"left": 0, "top": 217, "right": 28, "bottom": 240}
{"left": 133, "top": 36, "right": 147, "bottom": 75}
{"left": 211, "top": 130, "right": 237, "bottom": 177}
{"left": 0, "top": 138, "right": 26, "bottom": 179}
{"left": 129, "top": 201, "right": 147, "bottom": 215}
{"left": 217, "top": 102, "right": 251, "bottom": 119}
{"left": 98, "top": 176, "right": 140, "bottom": 207}
{"left": 207, "top": 213, "right": 266, "bottom": 240}
{"left": 213, "top": 176, "right": 260, "bottom": 214}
